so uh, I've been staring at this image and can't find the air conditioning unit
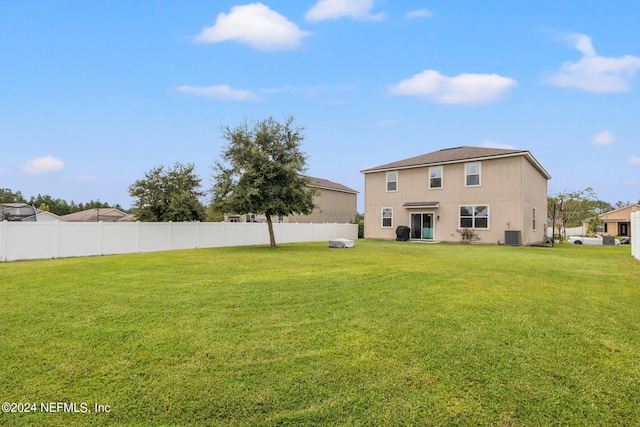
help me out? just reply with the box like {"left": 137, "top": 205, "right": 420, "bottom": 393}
{"left": 504, "top": 230, "right": 522, "bottom": 246}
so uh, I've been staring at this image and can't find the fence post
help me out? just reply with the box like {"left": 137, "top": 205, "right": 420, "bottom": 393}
{"left": 632, "top": 211, "right": 639, "bottom": 261}
{"left": 135, "top": 221, "right": 140, "bottom": 253}
{"left": 53, "top": 221, "right": 60, "bottom": 259}
{"left": 1, "top": 220, "right": 7, "bottom": 262}
{"left": 97, "top": 221, "right": 104, "bottom": 256}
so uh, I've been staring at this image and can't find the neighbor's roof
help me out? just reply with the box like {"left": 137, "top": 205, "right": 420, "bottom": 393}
{"left": 307, "top": 176, "right": 358, "bottom": 194}
{"left": 361, "top": 146, "right": 551, "bottom": 179}
{"left": 62, "top": 208, "right": 133, "bottom": 222}
{"left": 598, "top": 204, "right": 640, "bottom": 219}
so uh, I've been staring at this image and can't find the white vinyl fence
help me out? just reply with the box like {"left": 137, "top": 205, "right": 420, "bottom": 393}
{"left": 546, "top": 226, "right": 583, "bottom": 239}
{"left": 0, "top": 221, "right": 358, "bottom": 262}
{"left": 632, "top": 211, "right": 640, "bottom": 261}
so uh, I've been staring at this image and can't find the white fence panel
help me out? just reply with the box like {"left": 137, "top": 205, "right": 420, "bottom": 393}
{"left": 57, "top": 223, "right": 102, "bottom": 258}
{"left": 171, "top": 222, "right": 200, "bottom": 250}
{"left": 102, "top": 222, "right": 139, "bottom": 255}
{"left": 633, "top": 212, "right": 637, "bottom": 259}
{"left": 2, "top": 222, "right": 57, "bottom": 260}
{"left": 0, "top": 221, "right": 357, "bottom": 262}
{"left": 199, "top": 223, "right": 225, "bottom": 248}
{"left": 546, "top": 226, "right": 582, "bottom": 238}
{"left": 137, "top": 223, "right": 171, "bottom": 253}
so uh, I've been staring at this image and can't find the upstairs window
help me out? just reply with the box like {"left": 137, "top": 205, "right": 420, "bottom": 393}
{"left": 459, "top": 205, "right": 489, "bottom": 229}
{"left": 465, "top": 162, "right": 481, "bottom": 187}
{"left": 386, "top": 171, "right": 398, "bottom": 192}
{"left": 429, "top": 166, "right": 443, "bottom": 189}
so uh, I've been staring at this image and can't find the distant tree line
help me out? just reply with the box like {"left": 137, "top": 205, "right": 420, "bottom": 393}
{"left": 1, "top": 188, "right": 120, "bottom": 216}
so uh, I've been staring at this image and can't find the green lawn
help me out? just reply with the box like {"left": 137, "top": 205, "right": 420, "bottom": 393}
{"left": 1, "top": 241, "right": 639, "bottom": 426}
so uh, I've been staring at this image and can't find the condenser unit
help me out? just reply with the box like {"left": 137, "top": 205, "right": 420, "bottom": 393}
{"left": 504, "top": 230, "right": 522, "bottom": 246}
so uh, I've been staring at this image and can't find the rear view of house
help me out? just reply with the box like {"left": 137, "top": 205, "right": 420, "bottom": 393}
{"left": 361, "top": 146, "right": 551, "bottom": 245}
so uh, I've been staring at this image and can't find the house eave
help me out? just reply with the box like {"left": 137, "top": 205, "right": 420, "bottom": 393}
{"left": 308, "top": 184, "right": 358, "bottom": 194}
{"left": 361, "top": 151, "right": 552, "bottom": 180}
{"left": 403, "top": 202, "right": 440, "bottom": 209}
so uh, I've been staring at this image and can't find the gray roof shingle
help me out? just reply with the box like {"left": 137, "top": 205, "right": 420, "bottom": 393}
{"left": 361, "top": 146, "right": 550, "bottom": 179}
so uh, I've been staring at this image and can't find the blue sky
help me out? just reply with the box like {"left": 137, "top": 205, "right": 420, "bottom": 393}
{"left": 2, "top": 0, "right": 639, "bottom": 212}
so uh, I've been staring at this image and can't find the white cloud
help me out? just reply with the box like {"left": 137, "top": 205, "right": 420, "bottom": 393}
{"left": 482, "top": 141, "right": 515, "bottom": 149}
{"left": 24, "top": 156, "right": 65, "bottom": 174}
{"left": 194, "top": 3, "right": 309, "bottom": 51}
{"left": 592, "top": 130, "right": 615, "bottom": 146}
{"left": 261, "top": 85, "right": 324, "bottom": 98}
{"left": 545, "top": 33, "right": 640, "bottom": 92}
{"left": 406, "top": 9, "right": 433, "bottom": 19}
{"left": 306, "top": 0, "right": 385, "bottom": 22}
{"left": 388, "top": 70, "right": 517, "bottom": 105}
{"left": 630, "top": 156, "right": 640, "bottom": 166}
{"left": 177, "top": 85, "right": 261, "bottom": 101}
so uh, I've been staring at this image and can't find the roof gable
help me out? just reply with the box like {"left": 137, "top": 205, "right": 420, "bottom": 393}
{"left": 599, "top": 204, "right": 640, "bottom": 219}
{"left": 62, "top": 208, "right": 131, "bottom": 222}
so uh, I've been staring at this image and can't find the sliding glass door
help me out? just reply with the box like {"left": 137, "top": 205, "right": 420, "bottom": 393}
{"left": 410, "top": 213, "right": 434, "bottom": 240}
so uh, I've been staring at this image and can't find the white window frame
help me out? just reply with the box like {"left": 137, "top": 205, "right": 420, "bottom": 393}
{"left": 458, "top": 205, "right": 490, "bottom": 229}
{"left": 386, "top": 171, "right": 398, "bottom": 192}
{"left": 465, "top": 162, "right": 481, "bottom": 187}
{"left": 429, "top": 166, "right": 443, "bottom": 189}
{"left": 382, "top": 208, "right": 393, "bottom": 228}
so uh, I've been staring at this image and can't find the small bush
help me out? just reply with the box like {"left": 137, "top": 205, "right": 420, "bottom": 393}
{"left": 457, "top": 227, "right": 480, "bottom": 244}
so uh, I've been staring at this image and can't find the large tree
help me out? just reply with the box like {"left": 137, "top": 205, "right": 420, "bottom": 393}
{"left": 129, "top": 162, "right": 206, "bottom": 222}
{"left": 211, "top": 116, "right": 316, "bottom": 247}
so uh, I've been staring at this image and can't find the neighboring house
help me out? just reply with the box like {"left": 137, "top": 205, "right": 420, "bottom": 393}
{"left": 224, "top": 176, "right": 358, "bottom": 224}
{"left": 582, "top": 204, "right": 639, "bottom": 237}
{"left": 1, "top": 203, "right": 68, "bottom": 222}
{"left": 361, "top": 146, "right": 551, "bottom": 245}
{"left": 28, "top": 210, "right": 68, "bottom": 222}
{"left": 62, "top": 208, "right": 134, "bottom": 222}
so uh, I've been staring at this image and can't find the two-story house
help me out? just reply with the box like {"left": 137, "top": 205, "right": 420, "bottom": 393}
{"left": 361, "top": 146, "right": 551, "bottom": 245}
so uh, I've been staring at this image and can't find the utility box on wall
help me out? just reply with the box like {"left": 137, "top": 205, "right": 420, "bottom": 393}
{"left": 504, "top": 230, "right": 522, "bottom": 246}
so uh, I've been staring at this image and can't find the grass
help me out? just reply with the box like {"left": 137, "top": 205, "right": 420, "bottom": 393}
{"left": 1, "top": 240, "right": 639, "bottom": 426}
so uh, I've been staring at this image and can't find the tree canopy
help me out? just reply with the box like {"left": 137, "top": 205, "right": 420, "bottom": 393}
{"left": 0, "top": 188, "right": 26, "bottom": 204}
{"left": 129, "top": 162, "right": 206, "bottom": 222}
{"left": 211, "top": 116, "right": 315, "bottom": 247}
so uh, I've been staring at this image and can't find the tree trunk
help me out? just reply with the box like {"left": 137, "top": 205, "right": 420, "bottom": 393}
{"left": 265, "top": 215, "right": 276, "bottom": 247}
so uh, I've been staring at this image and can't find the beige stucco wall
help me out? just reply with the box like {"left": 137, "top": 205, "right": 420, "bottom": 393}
{"left": 288, "top": 188, "right": 357, "bottom": 223}
{"left": 226, "top": 187, "right": 357, "bottom": 224}
{"left": 363, "top": 156, "right": 548, "bottom": 244}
